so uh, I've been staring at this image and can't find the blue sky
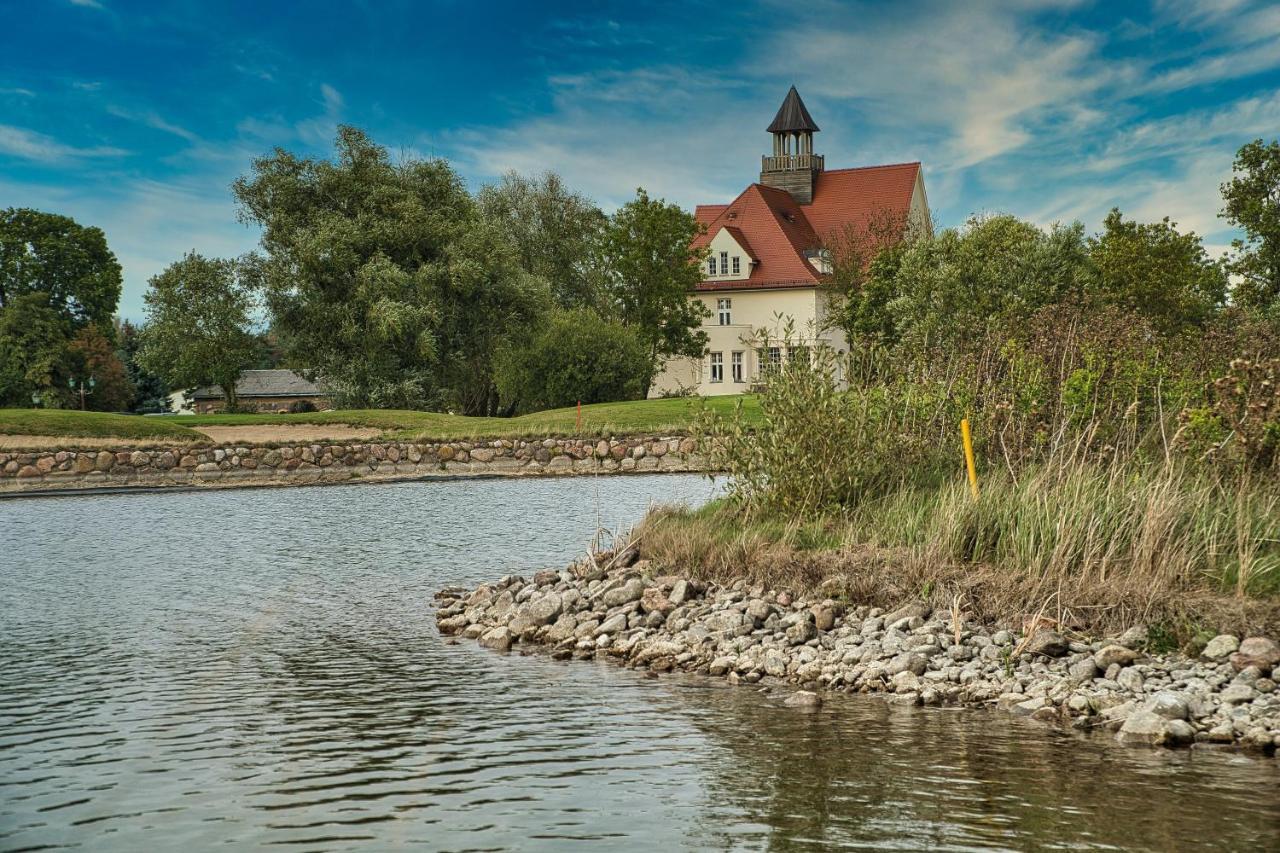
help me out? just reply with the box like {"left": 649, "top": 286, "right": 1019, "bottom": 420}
{"left": 3, "top": 0, "right": 1279, "bottom": 320}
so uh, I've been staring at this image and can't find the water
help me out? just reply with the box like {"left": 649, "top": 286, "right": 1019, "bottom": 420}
{"left": 2, "top": 475, "right": 1277, "bottom": 852}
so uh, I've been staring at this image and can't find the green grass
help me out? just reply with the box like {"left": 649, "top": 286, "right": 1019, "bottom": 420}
{"left": 0, "top": 409, "right": 204, "bottom": 441}
{"left": 2, "top": 395, "right": 760, "bottom": 443}
{"left": 183, "top": 395, "right": 761, "bottom": 440}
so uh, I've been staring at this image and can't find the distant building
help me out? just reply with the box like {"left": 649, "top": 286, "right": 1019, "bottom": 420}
{"left": 167, "top": 389, "right": 193, "bottom": 414}
{"left": 190, "top": 369, "right": 329, "bottom": 413}
{"left": 651, "top": 86, "right": 930, "bottom": 397}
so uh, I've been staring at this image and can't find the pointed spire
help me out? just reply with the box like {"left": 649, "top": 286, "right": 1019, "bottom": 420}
{"left": 766, "top": 86, "right": 820, "bottom": 133}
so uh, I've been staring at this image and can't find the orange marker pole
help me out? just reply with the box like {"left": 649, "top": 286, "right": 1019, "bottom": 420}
{"left": 961, "top": 418, "right": 979, "bottom": 500}
{"left": 576, "top": 400, "right": 582, "bottom": 432}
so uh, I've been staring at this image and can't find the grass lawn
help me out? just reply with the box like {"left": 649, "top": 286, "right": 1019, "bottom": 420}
{"left": 2, "top": 395, "right": 760, "bottom": 443}
{"left": 0, "top": 409, "right": 205, "bottom": 441}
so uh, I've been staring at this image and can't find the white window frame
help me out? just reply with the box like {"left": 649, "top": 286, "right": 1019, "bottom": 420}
{"left": 707, "top": 256, "right": 717, "bottom": 276}
{"left": 709, "top": 351, "right": 724, "bottom": 383}
{"left": 719, "top": 251, "right": 729, "bottom": 275}
{"left": 717, "top": 297, "right": 731, "bottom": 326}
{"left": 731, "top": 256, "right": 741, "bottom": 275}
{"left": 731, "top": 351, "right": 743, "bottom": 383}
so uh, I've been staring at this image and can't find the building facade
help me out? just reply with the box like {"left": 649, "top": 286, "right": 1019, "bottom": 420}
{"left": 190, "top": 369, "right": 329, "bottom": 414}
{"left": 651, "top": 86, "right": 930, "bottom": 397}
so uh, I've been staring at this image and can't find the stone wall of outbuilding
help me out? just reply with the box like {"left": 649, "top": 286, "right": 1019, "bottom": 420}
{"left": 0, "top": 436, "right": 704, "bottom": 494}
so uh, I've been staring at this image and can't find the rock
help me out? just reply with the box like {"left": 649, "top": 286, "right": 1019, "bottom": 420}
{"left": 668, "top": 579, "right": 691, "bottom": 606}
{"left": 639, "top": 587, "right": 673, "bottom": 616}
{"left": 784, "top": 690, "right": 822, "bottom": 711}
{"left": 1093, "top": 644, "right": 1137, "bottom": 669}
{"left": 763, "top": 649, "right": 788, "bottom": 677}
{"left": 1116, "top": 710, "right": 1195, "bottom": 747}
{"left": 601, "top": 578, "right": 644, "bottom": 608}
{"left": 509, "top": 593, "right": 563, "bottom": 635}
{"left": 786, "top": 618, "right": 817, "bottom": 645}
{"left": 1201, "top": 634, "right": 1240, "bottom": 661}
{"left": 1143, "top": 691, "right": 1189, "bottom": 721}
{"left": 1116, "top": 624, "right": 1148, "bottom": 649}
{"left": 597, "top": 612, "right": 628, "bottom": 636}
{"left": 1219, "top": 683, "right": 1256, "bottom": 705}
{"left": 704, "top": 610, "right": 746, "bottom": 633}
{"left": 885, "top": 601, "right": 931, "bottom": 625}
{"left": 810, "top": 602, "right": 837, "bottom": 632}
{"left": 1025, "top": 630, "right": 1068, "bottom": 658}
{"left": 1068, "top": 659, "right": 1100, "bottom": 683}
{"left": 478, "top": 626, "right": 513, "bottom": 651}
{"left": 1230, "top": 637, "right": 1280, "bottom": 674}
{"left": 709, "top": 656, "right": 736, "bottom": 676}
{"left": 1116, "top": 667, "right": 1145, "bottom": 692}
{"left": 746, "top": 599, "right": 774, "bottom": 623}
{"left": 886, "top": 652, "right": 928, "bottom": 677}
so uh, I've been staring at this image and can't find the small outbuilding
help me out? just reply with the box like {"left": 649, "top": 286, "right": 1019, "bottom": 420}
{"left": 190, "top": 369, "right": 329, "bottom": 414}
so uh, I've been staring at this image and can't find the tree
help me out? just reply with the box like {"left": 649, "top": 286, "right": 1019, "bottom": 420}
{"left": 117, "top": 319, "right": 169, "bottom": 412}
{"left": 234, "top": 126, "right": 546, "bottom": 413}
{"left": 1087, "top": 208, "right": 1227, "bottom": 334}
{"left": 477, "top": 171, "right": 607, "bottom": 310}
{"left": 1221, "top": 139, "right": 1280, "bottom": 311}
{"left": 599, "top": 188, "right": 710, "bottom": 396}
{"left": 66, "top": 324, "right": 133, "bottom": 411}
{"left": 494, "top": 308, "right": 650, "bottom": 413}
{"left": 0, "top": 292, "right": 72, "bottom": 407}
{"left": 137, "top": 253, "right": 258, "bottom": 411}
{"left": 0, "top": 208, "right": 122, "bottom": 329}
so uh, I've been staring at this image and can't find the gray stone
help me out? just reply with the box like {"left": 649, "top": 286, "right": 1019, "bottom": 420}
{"left": 786, "top": 618, "right": 817, "bottom": 645}
{"left": 886, "top": 652, "right": 929, "bottom": 677}
{"left": 1231, "top": 636, "right": 1280, "bottom": 674}
{"left": 509, "top": 593, "right": 562, "bottom": 635}
{"left": 704, "top": 610, "right": 746, "bottom": 633}
{"left": 478, "top": 626, "right": 513, "bottom": 651}
{"left": 1144, "top": 691, "right": 1189, "bottom": 720}
{"left": 601, "top": 578, "right": 644, "bottom": 608}
{"left": 1068, "top": 659, "right": 1100, "bottom": 683}
{"left": 1116, "top": 710, "right": 1194, "bottom": 747}
{"left": 1025, "top": 630, "right": 1068, "bottom": 658}
{"left": 668, "top": 579, "right": 691, "bottom": 606}
{"left": 784, "top": 690, "right": 822, "bottom": 711}
{"left": 1093, "top": 644, "right": 1138, "bottom": 669}
{"left": 1116, "top": 667, "right": 1145, "bottom": 692}
{"left": 1202, "top": 634, "right": 1240, "bottom": 661}
{"left": 597, "top": 612, "right": 628, "bottom": 636}
{"left": 709, "top": 656, "right": 736, "bottom": 676}
{"left": 1220, "top": 683, "right": 1256, "bottom": 705}
{"left": 746, "top": 599, "right": 774, "bottom": 622}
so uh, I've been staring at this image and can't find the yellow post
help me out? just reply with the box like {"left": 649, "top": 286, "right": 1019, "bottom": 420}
{"left": 961, "top": 418, "right": 979, "bottom": 500}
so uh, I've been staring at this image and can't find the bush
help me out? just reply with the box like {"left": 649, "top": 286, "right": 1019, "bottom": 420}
{"left": 288, "top": 399, "right": 318, "bottom": 414}
{"left": 494, "top": 308, "right": 650, "bottom": 414}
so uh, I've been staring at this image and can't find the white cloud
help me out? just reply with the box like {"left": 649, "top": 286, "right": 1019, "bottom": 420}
{"left": 0, "top": 125, "right": 127, "bottom": 163}
{"left": 68, "top": 0, "right": 104, "bottom": 8}
{"left": 0, "top": 87, "right": 36, "bottom": 97}
{"left": 106, "top": 105, "right": 200, "bottom": 142}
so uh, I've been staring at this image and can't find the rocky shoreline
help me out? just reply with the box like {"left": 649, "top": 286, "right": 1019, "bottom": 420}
{"left": 436, "top": 550, "right": 1280, "bottom": 755}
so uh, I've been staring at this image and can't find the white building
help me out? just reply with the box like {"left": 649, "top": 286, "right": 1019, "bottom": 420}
{"left": 651, "top": 86, "right": 930, "bottom": 396}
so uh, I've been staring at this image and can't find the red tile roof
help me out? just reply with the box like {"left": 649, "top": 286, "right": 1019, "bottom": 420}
{"left": 692, "top": 162, "right": 921, "bottom": 292}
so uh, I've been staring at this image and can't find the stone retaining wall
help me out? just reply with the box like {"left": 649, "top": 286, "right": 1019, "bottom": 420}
{"left": 0, "top": 436, "right": 704, "bottom": 495}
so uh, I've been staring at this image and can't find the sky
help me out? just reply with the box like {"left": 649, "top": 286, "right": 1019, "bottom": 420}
{"left": 3, "top": 0, "right": 1279, "bottom": 321}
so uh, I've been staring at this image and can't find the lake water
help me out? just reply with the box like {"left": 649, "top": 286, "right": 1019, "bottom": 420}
{"left": 2, "top": 475, "right": 1278, "bottom": 852}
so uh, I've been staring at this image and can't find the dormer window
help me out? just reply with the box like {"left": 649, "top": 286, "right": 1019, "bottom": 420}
{"left": 707, "top": 256, "right": 716, "bottom": 276}
{"left": 732, "top": 256, "right": 740, "bottom": 275}
{"left": 719, "top": 251, "right": 729, "bottom": 275}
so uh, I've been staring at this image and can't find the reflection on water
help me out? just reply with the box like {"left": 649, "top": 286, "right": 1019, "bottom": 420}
{"left": 1, "top": 475, "right": 1277, "bottom": 852}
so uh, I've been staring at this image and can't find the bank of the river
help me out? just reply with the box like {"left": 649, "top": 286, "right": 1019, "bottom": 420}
{"left": 0, "top": 435, "right": 705, "bottom": 494}
{"left": 437, "top": 552, "right": 1280, "bottom": 755}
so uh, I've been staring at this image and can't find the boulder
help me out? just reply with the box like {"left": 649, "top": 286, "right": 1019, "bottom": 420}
{"left": 709, "top": 656, "right": 736, "bottom": 676}
{"left": 1219, "top": 683, "right": 1256, "bottom": 705}
{"left": 509, "top": 593, "right": 563, "bottom": 635}
{"left": 601, "top": 578, "right": 644, "bottom": 608}
{"left": 597, "top": 612, "right": 628, "bottom": 636}
{"left": 810, "top": 602, "right": 838, "bottom": 632}
{"left": 478, "top": 627, "right": 513, "bottom": 651}
{"left": 886, "top": 652, "right": 929, "bottom": 677}
{"left": 639, "top": 587, "right": 674, "bottom": 616}
{"left": 746, "top": 599, "right": 774, "bottom": 623}
{"left": 668, "top": 579, "right": 691, "bottom": 606}
{"left": 1025, "top": 630, "right": 1068, "bottom": 658}
{"left": 1116, "top": 710, "right": 1195, "bottom": 747}
{"left": 1143, "top": 691, "right": 1189, "bottom": 721}
{"left": 784, "top": 690, "right": 823, "bottom": 712}
{"left": 1093, "top": 644, "right": 1138, "bottom": 669}
{"left": 704, "top": 610, "right": 746, "bottom": 634}
{"left": 786, "top": 618, "right": 817, "bottom": 645}
{"left": 1201, "top": 634, "right": 1240, "bottom": 661}
{"left": 1230, "top": 637, "right": 1280, "bottom": 674}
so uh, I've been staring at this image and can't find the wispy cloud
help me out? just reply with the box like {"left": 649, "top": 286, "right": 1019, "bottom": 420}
{"left": 0, "top": 87, "right": 36, "bottom": 97}
{"left": 0, "top": 125, "right": 127, "bottom": 163}
{"left": 68, "top": 0, "right": 104, "bottom": 8}
{"left": 106, "top": 104, "right": 199, "bottom": 142}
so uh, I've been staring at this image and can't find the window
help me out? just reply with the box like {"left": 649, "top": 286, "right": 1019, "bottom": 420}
{"left": 709, "top": 351, "right": 724, "bottom": 383}
{"left": 788, "top": 345, "right": 810, "bottom": 366}
{"left": 717, "top": 297, "right": 732, "bottom": 326}
{"left": 731, "top": 351, "right": 743, "bottom": 383}
{"left": 707, "top": 256, "right": 717, "bottom": 276}
{"left": 731, "top": 256, "right": 741, "bottom": 275}
{"left": 719, "top": 251, "right": 729, "bottom": 275}
{"left": 758, "top": 346, "right": 783, "bottom": 376}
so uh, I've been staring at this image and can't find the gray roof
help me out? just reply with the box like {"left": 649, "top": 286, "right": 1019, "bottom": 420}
{"left": 191, "top": 369, "right": 325, "bottom": 400}
{"left": 767, "top": 86, "right": 820, "bottom": 133}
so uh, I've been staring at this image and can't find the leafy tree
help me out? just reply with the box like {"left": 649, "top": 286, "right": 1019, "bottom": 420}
{"left": 117, "top": 319, "right": 169, "bottom": 412}
{"left": 234, "top": 126, "right": 545, "bottom": 413}
{"left": 477, "top": 171, "right": 607, "bottom": 310}
{"left": 494, "top": 308, "right": 650, "bottom": 413}
{"left": 880, "top": 214, "right": 1090, "bottom": 354}
{"left": 66, "top": 324, "right": 133, "bottom": 411}
{"left": 1087, "top": 208, "right": 1227, "bottom": 334}
{"left": 1221, "top": 139, "right": 1280, "bottom": 311}
{"left": 0, "top": 208, "right": 121, "bottom": 329}
{"left": 599, "top": 188, "right": 710, "bottom": 396}
{"left": 137, "top": 253, "right": 258, "bottom": 411}
{"left": 0, "top": 292, "right": 72, "bottom": 407}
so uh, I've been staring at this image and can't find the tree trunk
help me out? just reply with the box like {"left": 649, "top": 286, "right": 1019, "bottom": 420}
{"left": 222, "top": 382, "right": 239, "bottom": 413}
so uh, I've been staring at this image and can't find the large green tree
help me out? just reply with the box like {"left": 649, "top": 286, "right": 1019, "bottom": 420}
{"left": 0, "top": 292, "right": 72, "bottom": 407}
{"left": 117, "top": 319, "right": 169, "bottom": 412}
{"left": 0, "top": 208, "right": 121, "bottom": 328}
{"left": 137, "top": 253, "right": 258, "bottom": 411}
{"left": 599, "top": 188, "right": 709, "bottom": 396}
{"left": 1221, "top": 139, "right": 1280, "bottom": 311}
{"left": 1087, "top": 209, "right": 1227, "bottom": 334}
{"left": 494, "top": 308, "right": 650, "bottom": 413}
{"left": 477, "top": 171, "right": 607, "bottom": 310}
{"left": 234, "top": 126, "right": 545, "bottom": 413}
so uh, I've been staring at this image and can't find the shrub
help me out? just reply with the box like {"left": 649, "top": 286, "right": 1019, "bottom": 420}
{"left": 288, "top": 399, "right": 318, "bottom": 414}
